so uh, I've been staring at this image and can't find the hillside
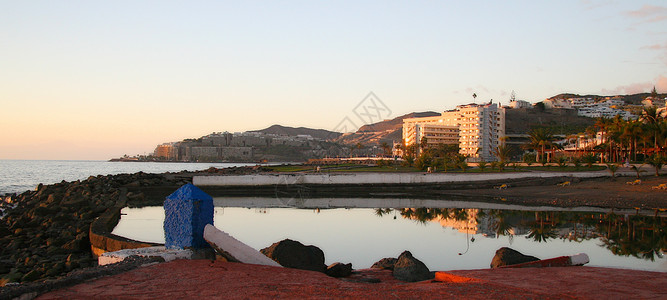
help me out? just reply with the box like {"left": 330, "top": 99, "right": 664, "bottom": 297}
{"left": 250, "top": 124, "right": 342, "bottom": 140}
{"left": 335, "top": 111, "right": 439, "bottom": 145}
{"left": 356, "top": 111, "right": 440, "bottom": 132}
{"left": 505, "top": 108, "right": 595, "bottom": 135}
{"left": 548, "top": 92, "right": 664, "bottom": 105}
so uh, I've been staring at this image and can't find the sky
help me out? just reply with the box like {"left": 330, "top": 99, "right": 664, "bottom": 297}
{"left": 1, "top": 1, "right": 666, "bottom": 160}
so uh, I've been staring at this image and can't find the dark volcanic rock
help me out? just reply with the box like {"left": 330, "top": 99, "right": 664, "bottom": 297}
{"left": 371, "top": 258, "right": 397, "bottom": 270}
{"left": 392, "top": 251, "right": 431, "bottom": 282}
{"left": 0, "top": 259, "right": 12, "bottom": 274}
{"left": 490, "top": 247, "right": 540, "bottom": 268}
{"left": 325, "top": 262, "right": 352, "bottom": 278}
{"left": 0, "top": 171, "right": 190, "bottom": 284}
{"left": 260, "top": 239, "right": 326, "bottom": 272}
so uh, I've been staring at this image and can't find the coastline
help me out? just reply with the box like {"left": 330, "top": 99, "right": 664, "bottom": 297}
{"left": 1, "top": 166, "right": 666, "bottom": 298}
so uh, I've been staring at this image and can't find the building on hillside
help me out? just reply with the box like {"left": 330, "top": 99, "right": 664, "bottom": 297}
{"left": 543, "top": 98, "right": 572, "bottom": 109}
{"left": 508, "top": 100, "right": 532, "bottom": 109}
{"left": 577, "top": 105, "right": 636, "bottom": 120}
{"left": 183, "top": 146, "right": 253, "bottom": 161}
{"left": 154, "top": 143, "right": 179, "bottom": 160}
{"left": 568, "top": 97, "right": 594, "bottom": 107}
{"left": 403, "top": 103, "right": 505, "bottom": 162}
{"left": 598, "top": 97, "right": 625, "bottom": 108}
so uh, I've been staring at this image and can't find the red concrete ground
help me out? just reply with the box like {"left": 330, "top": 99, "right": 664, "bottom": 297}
{"left": 38, "top": 260, "right": 667, "bottom": 299}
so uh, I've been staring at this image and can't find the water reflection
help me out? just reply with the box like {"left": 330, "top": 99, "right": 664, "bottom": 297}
{"left": 113, "top": 198, "right": 666, "bottom": 272}
{"left": 372, "top": 207, "right": 666, "bottom": 262}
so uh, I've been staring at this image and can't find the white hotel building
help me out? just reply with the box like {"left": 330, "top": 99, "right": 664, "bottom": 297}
{"left": 403, "top": 103, "right": 505, "bottom": 162}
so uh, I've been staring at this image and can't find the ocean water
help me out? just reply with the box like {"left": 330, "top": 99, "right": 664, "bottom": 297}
{"left": 0, "top": 160, "right": 256, "bottom": 195}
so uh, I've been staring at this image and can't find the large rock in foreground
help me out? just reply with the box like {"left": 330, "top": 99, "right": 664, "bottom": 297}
{"left": 325, "top": 262, "right": 352, "bottom": 278}
{"left": 371, "top": 257, "right": 397, "bottom": 270}
{"left": 392, "top": 251, "right": 432, "bottom": 282}
{"left": 260, "top": 239, "right": 326, "bottom": 272}
{"left": 490, "top": 247, "right": 540, "bottom": 268}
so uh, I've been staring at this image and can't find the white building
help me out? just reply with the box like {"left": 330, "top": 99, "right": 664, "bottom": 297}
{"left": 543, "top": 98, "right": 572, "bottom": 109}
{"left": 402, "top": 115, "right": 459, "bottom": 149}
{"left": 598, "top": 97, "right": 625, "bottom": 108}
{"left": 403, "top": 103, "right": 505, "bottom": 161}
{"left": 509, "top": 100, "right": 532, "bottom": 109}
{"left": 568, "top": 97, "right": 594, "bottom": 108}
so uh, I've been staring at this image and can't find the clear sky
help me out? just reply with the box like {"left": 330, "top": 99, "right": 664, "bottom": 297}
{"left": 1, "top": 1, "right": 666, "bottom": 160}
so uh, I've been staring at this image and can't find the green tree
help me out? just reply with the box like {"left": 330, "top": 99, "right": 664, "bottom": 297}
{"left": 493, "top": 143, "right": 512, "bottom": 165}
{"left": 526, "top": 128, "right": 556, "bottom": 162}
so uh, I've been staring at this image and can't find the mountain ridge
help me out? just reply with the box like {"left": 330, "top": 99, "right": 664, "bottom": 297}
{"left": 249, "top": 124, "right": 342, "bottom": 140}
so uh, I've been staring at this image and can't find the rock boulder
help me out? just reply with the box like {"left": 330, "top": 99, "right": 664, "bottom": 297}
{"left": 260, "top": 239, "right": 326, "bottom": 273}
{"left": 371, "top": 258, "right": 397, "bottom": 270}
{"left": 490, "top": 247, "right": 539, "bottom": 268}
{"left": 325, "top": 262, "right": 352, "bottom": 278}
{"left": 392, "top": 251, "right": 432, "bottom": 282}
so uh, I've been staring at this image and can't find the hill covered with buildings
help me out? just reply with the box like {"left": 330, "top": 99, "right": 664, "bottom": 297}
{"left": 126, "top": 91, "right": 665, "bottom": 163}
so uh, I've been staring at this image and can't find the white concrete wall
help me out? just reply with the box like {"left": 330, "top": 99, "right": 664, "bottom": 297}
{"left": 194, "top": 171, "right": 612, "bottom": 186}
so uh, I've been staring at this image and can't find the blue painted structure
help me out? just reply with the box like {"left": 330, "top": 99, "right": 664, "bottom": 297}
{"left": 163, "top": 183, "right": 213, "bottom": 249}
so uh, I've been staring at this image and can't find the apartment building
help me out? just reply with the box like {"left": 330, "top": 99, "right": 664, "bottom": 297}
{"left": 154, "top": 143, "right": 179, "bottom": 160}
{"left": 402, "top": 115, "right": 459, "bottom": 147}
{"left": 403, "top": 103, "right": 505, "bottom": 161}
{"left": 569, "top": 97, "right": 594, "bottom": 108}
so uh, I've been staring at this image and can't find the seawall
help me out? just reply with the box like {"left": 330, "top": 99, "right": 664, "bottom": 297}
{"left": 193, "top": 171, "right": 611, "bottom": 186}
{"left": 89, "top": 188, "right": 161, "bottom": 257}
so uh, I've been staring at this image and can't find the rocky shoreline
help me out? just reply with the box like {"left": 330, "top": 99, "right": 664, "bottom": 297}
{"left": 0, "top": 166, "right": 270, "bottom": 287}
{"left": 1, "top": 167, "right": 665, "bottom": 296}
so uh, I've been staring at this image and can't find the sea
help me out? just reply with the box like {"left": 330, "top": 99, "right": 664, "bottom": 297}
{"left": 0, "top": 160, "right": 258, "bottom": 195}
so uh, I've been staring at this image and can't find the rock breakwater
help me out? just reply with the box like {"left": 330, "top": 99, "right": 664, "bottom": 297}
{"left": 0, "top": 172, "right": 192, "bottom": 285}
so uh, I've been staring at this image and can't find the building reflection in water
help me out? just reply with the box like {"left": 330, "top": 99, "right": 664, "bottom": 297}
{"left": 374, "top": 207, "right": 666, "bottom": 261}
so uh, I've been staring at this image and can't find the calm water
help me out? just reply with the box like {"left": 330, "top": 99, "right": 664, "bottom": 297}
{"left": 113, "top": 198, "right": 667, "bottom": 272}
{"left": 0, "top": 160, "right": 256, "bottom": 195}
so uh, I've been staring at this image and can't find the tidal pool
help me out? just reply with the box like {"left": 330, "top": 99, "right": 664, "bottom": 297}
{"left": 112, "top": 197, "right": 667, "bottom": 272}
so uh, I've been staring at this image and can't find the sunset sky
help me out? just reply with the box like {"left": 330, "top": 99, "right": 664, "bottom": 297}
{"left": 2, "top": 1, "right": 666, "bottom": 160}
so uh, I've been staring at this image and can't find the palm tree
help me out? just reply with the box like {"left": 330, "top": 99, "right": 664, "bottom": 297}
{"left": 641, "top": 107, "right": 660, "bottom": 150}
{"left": 646, "top": 155, "right": 665, "bottom": 176}
{"left": 594, "top": 117, "right": 612, "bottom": 163}
{"left": 606, "top": 163, "right": 620, "bottom": 177}
{"left": 527, "top": 128, "right": 555, "bottom": 162}
{"left": 527, "top": 212, "right": 558, "bottom": 242}
{"left": 380, "top": 142, "right": 391, "bottom": 157}
{"left": 493, "top": 144, "right": 512, "bottom": 165}
{"left": 355, "top": 143, "right": 364, "bottom": 157}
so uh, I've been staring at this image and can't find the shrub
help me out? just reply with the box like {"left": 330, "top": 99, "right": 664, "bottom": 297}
{"left": 555, "top": 157, "right": 567, "bottom": 169}
{"left": 571, "top": 157, "right": 582, "bottom": 170}
{"left": 478, "top": 161, "right": 488, "bottom": 172}
{"left": 606, "top": 163, "right": 619, "bottom": 177}
{"left": 582, "top": 154, "right": 597, "bottom": 168}
{"left": 523, "top": 153, "right": 536, "bottom": 165}
{"left": 645, "top": 155, "right": 666, "bottom": 176}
